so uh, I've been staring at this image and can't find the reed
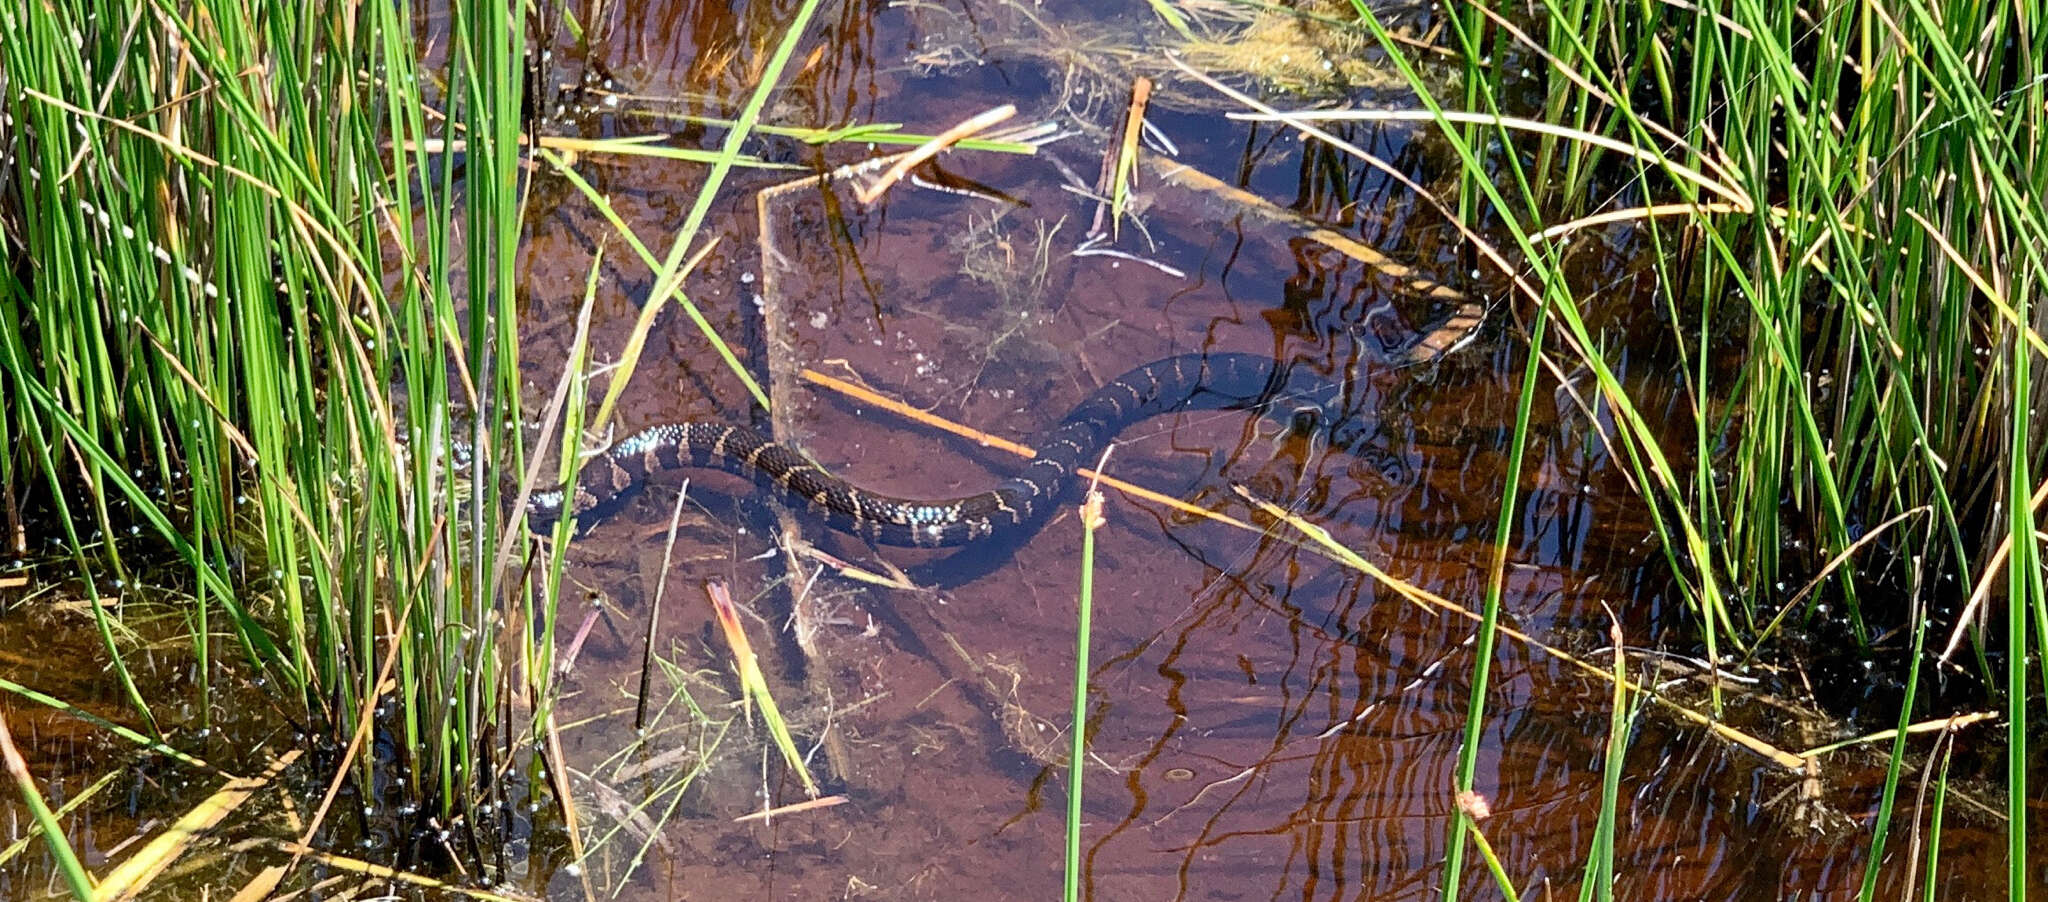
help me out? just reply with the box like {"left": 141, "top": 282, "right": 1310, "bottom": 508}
{"left": 1, "top": 0, "right": 851, "bottom": 887}
{"left": 0, "top": 0, "right": 542, "bottom": 841}
{"left": 1064, "top": 483, "right": 1107, "bottom": 902}
{"left": 1333, "top": 0, "right": 2044, "bottom": 896}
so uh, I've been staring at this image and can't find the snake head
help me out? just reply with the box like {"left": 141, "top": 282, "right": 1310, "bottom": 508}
{"left": 1285, "top": 405, "right": 1324, "bottom": 437}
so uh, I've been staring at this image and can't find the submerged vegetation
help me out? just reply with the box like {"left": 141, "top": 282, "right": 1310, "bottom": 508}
{"left": 0, "top": 0, "right": 2041, "bottom": 898}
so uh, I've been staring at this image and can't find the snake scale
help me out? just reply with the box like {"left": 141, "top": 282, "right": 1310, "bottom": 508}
{"left": 528, "top": 302, "right": 1482, "bottom": 547}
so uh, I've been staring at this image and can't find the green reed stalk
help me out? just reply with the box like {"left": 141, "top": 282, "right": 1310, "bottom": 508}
{"left": 1341, "top": 0, "right": 2043, "bottom": 896}
{"left": 1452, "top": 241, "right": 1550, "bottom": 899}
{"left": 586, "top": 0, "right": 836, "bottom": 429}
{"left": 1336, "top": 6, "right": 1705, "bottom": 894}
{"left": 1999, "top": 345, "right": 2032, "bottom": 894}
{"left": 1, "top": 0, "right": 545, "bottom": 832}
{"left": 1065, "top": 489, "right": 1104, "bottom": 902}
{"left": 0, "top": 715, "right": 91, "bottom": 900}
{"left": 1920, "top": 745, "right": 1951, "bottom": 902}
{"left": 1858, "top": 525, "right": 1935, "bottom": 901}
{"left": 1578, "top": 629, "right": 1630, "bottom": 902}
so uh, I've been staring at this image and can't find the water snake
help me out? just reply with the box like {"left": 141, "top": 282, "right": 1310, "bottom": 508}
{"left": 528, "top": 304, "right": 1482, "bottom": 547}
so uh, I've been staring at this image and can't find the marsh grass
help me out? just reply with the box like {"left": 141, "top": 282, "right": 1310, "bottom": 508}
{"left": 1063, "top": 482, "right": 1108, "bottom": 902}
{"left": 3, "top": 0, "right": 556, "bottom": 874}
{"left": 1, "top": 0, "right": 853, "bottom": 888}
{"left": 1318, "top": 0, "right": 2046, "bottom": 896}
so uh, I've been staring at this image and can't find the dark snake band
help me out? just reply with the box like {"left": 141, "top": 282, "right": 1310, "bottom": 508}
{"left": 529, "top": 304, "right": 1482, "bottom": 547}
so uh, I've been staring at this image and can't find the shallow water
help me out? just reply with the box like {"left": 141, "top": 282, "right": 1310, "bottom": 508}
{"left": 1, "top": 0, "right": 2028, "bottom": 897}
{"left": 471, "top": 0, "right": 2039, "bottom": 893}
{"left": 484, "top": 0, "right": 2032, "bottom": 898}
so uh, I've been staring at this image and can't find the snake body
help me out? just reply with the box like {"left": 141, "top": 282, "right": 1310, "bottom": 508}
{"left": 529, "top": 306, "right": 1482, "bottom": 547}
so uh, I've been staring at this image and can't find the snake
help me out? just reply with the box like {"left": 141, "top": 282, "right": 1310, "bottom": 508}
{"left": 527, "top": 302, "right": 1483, "bottom": 547}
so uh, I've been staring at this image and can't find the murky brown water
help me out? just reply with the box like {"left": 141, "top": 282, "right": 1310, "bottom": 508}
{"left": 493, "top": 0, "right": 2033, "bottom": 899}
{"left": 3, "top": 0, "right": 2031, "bottom": 897}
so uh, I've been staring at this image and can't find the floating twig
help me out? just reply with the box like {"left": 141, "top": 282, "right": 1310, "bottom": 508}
{"left": 855, "top": 105, "right": 1018, "bottom": 204}
{"left": 733, "top": 794, "right": 849, "bottom": 823}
